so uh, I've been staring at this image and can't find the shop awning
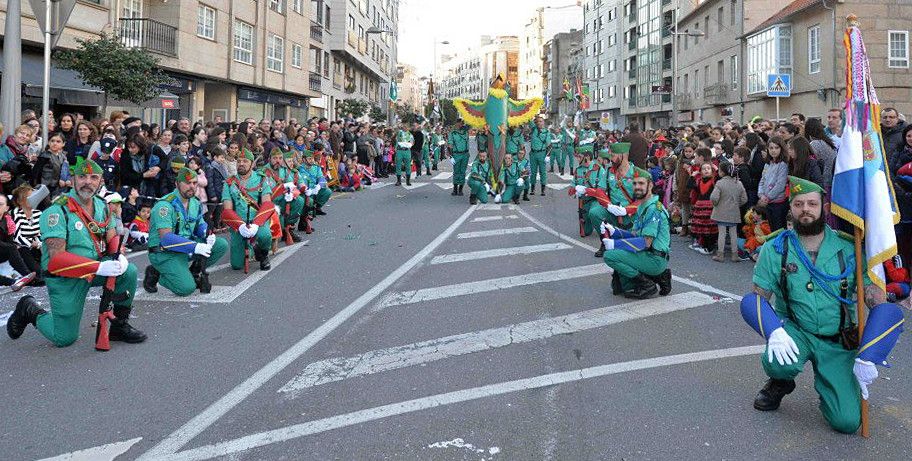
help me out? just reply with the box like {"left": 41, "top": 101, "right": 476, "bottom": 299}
{"left": 8, "top": 52, "right": 106, "bottom": 106}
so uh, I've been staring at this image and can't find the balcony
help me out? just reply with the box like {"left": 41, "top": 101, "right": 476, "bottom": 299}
{"left": 628, "top": 68, "right": 636, "bottom": 79}
{"left": 309, "top": 72, "right": 322, "bottom": 92}
{"left": 118, "top": 18, "right": 177, "bottom": 57}
{"left": 675, "top": 92, "right": 693, "bottom": 109}
{"left": 628, "top": 40, "right": 636, "bottom": 51}
{"left": 627, "top": 98, "right": 637, "bottom": 108}
{"left": 347, "top": 30, "right": 357, "bottom": 47}
{"left": 662, "top": 58, "right": 672, "bottom": 70}
{"left": 358, "top": 38, "right": 367, "bottom": 54}
{"left": 310, "top": 24, "right": 323, "bottom": 44}
{"left": 333, "top": 71, "right": 343, "bottom": 89}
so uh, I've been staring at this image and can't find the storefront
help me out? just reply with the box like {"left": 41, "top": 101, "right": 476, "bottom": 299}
{"left": 1, "top": 50, "right": 105, "bottom": 119}
{"left": 237, "top": 87, "right": 308, "bottom": 122}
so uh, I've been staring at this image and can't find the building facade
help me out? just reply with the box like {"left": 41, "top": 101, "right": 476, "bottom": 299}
{"left": 519, "top": 5, "right": 584, "bottom": 100}
{"left": 544, "top": 29, "right": 584, "bottom": 123}
{"left": 618, "top": 0, "right": 676, "bottom": 129}
{"left": 480, "top": 36, "right": 520, "bottom": 99}
{"left": 582, "top": 0, "right": 623, "bottom": 128}
{"left": 439, "top": 35, "right": 518, "bottom": 100}
{"left": 395, "top": 63, "right": 422, "bottom": 112}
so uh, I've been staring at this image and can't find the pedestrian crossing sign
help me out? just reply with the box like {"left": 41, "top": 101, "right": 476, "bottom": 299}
{"left": 767, "top": 74, "right": 791, "bottom": 97}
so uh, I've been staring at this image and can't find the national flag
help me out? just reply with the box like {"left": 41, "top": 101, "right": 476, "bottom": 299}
{"left": 580, "top": 84, "right": 591, "bottom": 110}
{"left": 563, "top": 78, "right": 574, "bottom": 102}
{"left": 830, "top": 20, "right": 900, "bottom": 288}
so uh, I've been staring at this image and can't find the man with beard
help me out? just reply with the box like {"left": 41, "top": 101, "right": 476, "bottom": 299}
{"left": 299, "top": 150, "right": 332, "bottom": 219}
{"left": 599, "top": 166, "right": 671, "bottom": 299}
{"left": 585, "top": 143, "right": 636, "bottom": 257}
{"left": 742, "top": 176, "right": 901, "bottom": 434}
{"left": 6, "top": 158, "right": 147, "bottom": 346}
{"left": 261, "top": 148, "right": 304, "bottom": 243}
{"left": 143, "top": 167, "right": 227, "bottom": 295}
{"left": 220, "top": 150, "right": 276, "bottom": 271}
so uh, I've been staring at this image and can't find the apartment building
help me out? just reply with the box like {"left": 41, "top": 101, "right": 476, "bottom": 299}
{"left": 518, "top": 5, "right": 583, "bottom": 100}
{"left": 395, "top": 63, "right": 422, "bottom": 113}
{"left": 618, "top": 0, "right": 676, "bottom": 129}
{"left": 439, "top": 35, "right": 518, "bottom": 100}
{"left": 481, "top": 36, "right": 520, "bottom": 99}
{"left": 543, "top": 29, "right": 583, "bottom": 122}
{"left": 581, "top": 0, "right": 622, "bottom": 128}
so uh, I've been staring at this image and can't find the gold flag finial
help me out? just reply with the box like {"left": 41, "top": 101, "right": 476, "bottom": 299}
{"left": 846, "top": 14, "right": 859, "bottom": 27}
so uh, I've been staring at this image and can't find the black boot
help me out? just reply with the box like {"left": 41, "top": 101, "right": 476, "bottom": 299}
{"left": 469, "top": 194, "right": 478, "bottom": 205}
{"left": 143, "top": 265, "right": 160, "bottom": 293}
{"left": 109, "top": 308, "right": 147, "bottom": 343}
{"left": 190, "top": 257, "right": 211, "bottom": 294}
{"left": 540, "top": 184, "right": 546, "bottom": 196}
{"left": 395, "top": 175, "right": 402, "bottom": 186}
{"left": 315, "top": 207, "right": 327, "bottom": 216}
{"left": 426, "top": 167, "right": 432, "bottom": 175}
{"left": 594, "top": 241, "right": 606, "bottom": 258}
{"left": 6, "top": 295, "right": 45, "bottom": 339}
{"left": 623, "top": 274, "right": 658, "bottom": 299}
{"left": 458, "top": 185, "right": 465, "bottom": 196}
{"left": 406, "top": 175, "right": 412, "bottom": 186}
{"left": 284, "top": 228, "right": 302, "bottom": 243}
{"left": 451, "top": 185, "right": 458, "bottom": 196}
{"left": 647, "top": 269, "right": 672, "bottom": 296}
{"left": 610, "top": 272, "right": 623, "bottom": 295}
{"left": 549, "top": 165, "right": 554, "bottom": 173}
{"left": 512, "top": 195, "right": 520, "bottom": 205}
{"left": 529, "top": 186, "right": 535, "bottom": 196}
{"left": 560, "top": 168, "right": 565, "bottom": 176}
{"left": 255, "top": 248, "right": 271, "bottom": 270}
{"left": 753, "top": 379, "right": 796, "bottom": 411}
{"left": 297, "top": 214, "right": 308, "bottom": 231}
{"left": 523, "top": 190, "right": 529, "bottom": 201}
{"left": 433, "top": 164, "right": 438, "bottom": 171}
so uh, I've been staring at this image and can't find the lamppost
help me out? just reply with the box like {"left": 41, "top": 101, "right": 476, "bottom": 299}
{"left": 667, "top": 5, "right": 703, "bottom": 125}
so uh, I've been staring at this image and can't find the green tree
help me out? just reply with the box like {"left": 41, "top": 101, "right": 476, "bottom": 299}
{"left": 439, "top": 99, "right": 458, "bottom": 126}
{"left": 368, "top": 104, "right": 387, "bottom": 123}
{"left": 338, "top": 98, "right": 370, "bottom": 119}
{"left": 395, "top": 103, "right": 417, "bottom": 124}
{"left": 56, "top": 33, "right": 169, "bottom": 115}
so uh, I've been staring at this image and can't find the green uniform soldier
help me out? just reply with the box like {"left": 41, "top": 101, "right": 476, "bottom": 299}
{"left": 588, "top": 143, "right": 636, "bottom": 249}
{"left": 515, "top": 148, "right": 531, "bottom": 201}
{"left": 299, "top": 150, "right": 332, "bottom": 216}
{"left": 448, "top": 120, "right": 470, "bottom": 196}
{"left": 476, "top": 129, "right": 488, "bottom": 159}
{"left": 420, "top": 127, "right": 432, "bottom": 176}
{"left": 431, "top": 127, "right": 444, "bottom": 171}
{"left": 571, "top": 150, "right": 598, "bottom": 236}
{"left": 261, "top": 148, "right": 305, "bottom": 243}
{"left": 496, "top": 153, "right": 522, "bottom": 205}
{"left": 220, "top": 150, "right": 276, "bottom": 271}
{"left": 528, "top": 118, "right": 550, "bottom": 196}
{"left": 6, "top": 158, "right": 146, "bottom": 347}
{"left": 468, "top": 150, "right": 494, "bottom": 205}
{"left": 575, "top": 124, "right": 596, "bottom": 174}
{"left": 144, "top": 167, "right": 229, "bottom": 296}
{"left": 505, "top": 127, "right": 524, "bottom": 156}
{"left": 549, "top": 127, "right": 562, "bottom": 173}
{"left": 394, "top": 124, "right": 414, "bottom": 186}
{"left": 600, "top": 166, "right": 672, "bottom": 299}
{"left": 745, "top": 176, "right": 894, "bottom": 434}
{"left": 562, "top": 122, "right": 579, "bottom": 175}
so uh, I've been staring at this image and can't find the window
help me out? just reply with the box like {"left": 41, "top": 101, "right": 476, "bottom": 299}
{"left": 608, "top": 59, "right": 616, "bottom": 72}
{"left": 683, "top": 30, "right": 688, "bottom": 50}
{"left": 608, "top": 85, "right": 616, "bottom": 98}
{"left": 623, "top": 86, "right": 629, "bottom": 99}
{"left": 292, "top": 43, "right": 302, "bottom": 68}
{"left": 705, "top": 17, "right": 710, "bottom": 39}
{"left": 348, "top": 14, "right": 355, "bottom": 30}
{"left": 808, "top": 25, "right": 820, "bottom": 74}
{"left": 608, "top": 34, "right": 616, "bottom": 47}
{"left": 694, "top": 69, "right": 699, "bottom": 93}
{"left": 197, "top": 5, "right": 215, "bottom": 40}
{"left": 292, "top": 0, "right": 303, "bottom": 14}
{"left": 267, "top": 34, "right": 284, "bottom": 73}
{"left": 730, "top": 55, "right": 739, "bottom": 88}
{"left": 731, "top": 0, "right": 736, "bottom": 25}
{"left": 233, "top": 20, "right": 254, "bottom": 65}
{"left": 269, "top": 0, "right": 284, "bottom": 14}
{"left": 717, "top": 7, "right": 723, "bottom": 33}
{"left": 888, "top": 31, "right": 909, "bottom": 68}
{"left": 323, "top": 51, "right": 330, "bottom": 77}
{"left": 746, "top": 25, "right": 792, "bottom": 93}
{"left": 608, "top": 8, "right": 615, "bottom": 21}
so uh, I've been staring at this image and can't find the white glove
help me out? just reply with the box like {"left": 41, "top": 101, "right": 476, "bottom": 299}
{"left": 194, "top": 242, "right": 213, "bottom": 258}
{"left": 494, "top": 193, "right": 502, "bottom": 203}
{"left": 516, "top": 178, "right": 525, "bottom": 187}
{"left": 206, "top": 234, "right": 217, "bottom": 246}
{"left": 600, "top": 222, "right": 615, "bottom": 237}
{"left": 766, "top": 327, "right": 801, "bottom": 366}
{"left": 485, "top": 184, "right": 492, "bottom": 194}
{"left": 130, "top": 230, "right": 149, "bottom": 244}
{"left": 449, "top": 157, "right": 456, "bottom": 166}
{"left": 580, "top": 138, "right": 594, "bottom": 145}
{"left": 545, "top": 156, "right": 551, "bottom": 163}
{"left": 397, "top": 142, "right": 413, "bottom": 149}
{"left": 284, "top": 192, "right": 293, "bottom": 202}
{"left": 854, "top": 358, "right": 878, "bottom": 400}
{"left": 606, "top": 204, "right": 628, "bottom": 217}
{"left": 574, "top": 185, "right": 587, "bottom": 198}
{"left": 96, "top": 255, "right": 128, "bottom": 277}
{"left": 313, "top": 184, "right": 321, "bottom": 194}
{"left": 601, "top": 238, "right": 615, "bottom": 250}
{"left": 239, "top": 223, "right": 259, "bottom": 238}
{"left": 304, "top": 187, "right": 314, "bottom": 197}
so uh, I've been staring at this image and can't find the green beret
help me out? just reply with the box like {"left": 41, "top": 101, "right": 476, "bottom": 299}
{"left": 632, "top": 166, "right": 653, "bottom": 180}
{"left": 70, "top": 157, "right": 103, "bottom": 176}
{"left": 610, "top": 142, "right": 631, "bottom": 154}
{"left": 177, "top": 167, "right": 198, "bottom": 183}
{"left": 283, "top": 149, "right": 296, "bottom": 160}
{"left": 302, "top": 149, "right": 314, "bottom": 159}
{"left": 241, "top": 149, "right": 255, "bottom": 162}
{"left": 787, "top": 176, "right": 824, "bottom": 201}
{"left": 269, "top": 147, "right": 284, "bottom": 158}
{"left": 598, "top": 148, "right": 611, "bottom": 159}
{"left": 170, "top": 155, "right": 187, "bottom": 171}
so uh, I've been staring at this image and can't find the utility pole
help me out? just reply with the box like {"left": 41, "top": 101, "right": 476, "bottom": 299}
{"left": 1, "top": 0, "right": 23, "bottom": 130}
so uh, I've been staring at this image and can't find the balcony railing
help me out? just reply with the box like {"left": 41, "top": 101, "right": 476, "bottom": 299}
{"left": 675, "top": 92, "right": 693, "bottom": 109}
{"left": 627, "top": 98, "right": 637, "bottom": 108}
{"left": 310, "top": 24, "right": 323, "bottom": 44}
{"left": 309, "top": 72, "right": 322, "bottom": 92}
{"left": 662, "top": 58, "right": 672, "bottom": 70}
{"left": 628, "top": 68, "right": 636, "bottom": 79}
{"left": 118, "top": 18, "right": 177, "bottom": 57}
{"left": 358, "top": 38, "right": 367, "bottom": 54}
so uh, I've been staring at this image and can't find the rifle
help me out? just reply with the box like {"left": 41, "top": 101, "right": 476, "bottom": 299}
{"left": 96, "top": 233, "right": 128, "bottom": 352}
{"left": 244, "top": 205, "right": 251, "bottom": 274}
{"left": 578, "top": 197, "right": 586, "bottom": 237}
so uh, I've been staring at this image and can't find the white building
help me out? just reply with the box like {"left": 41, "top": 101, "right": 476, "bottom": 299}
{"left": 519, "top": 5, "right": 584, "bottom": 100}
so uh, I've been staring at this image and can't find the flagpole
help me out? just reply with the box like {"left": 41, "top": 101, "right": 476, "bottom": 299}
{"left": 854, "top": 226, "right": 870, "bottom": 437}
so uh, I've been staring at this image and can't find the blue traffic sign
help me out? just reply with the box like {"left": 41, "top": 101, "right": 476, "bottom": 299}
{"left": 767, "top": 73, "right": 791, "bottom": 97}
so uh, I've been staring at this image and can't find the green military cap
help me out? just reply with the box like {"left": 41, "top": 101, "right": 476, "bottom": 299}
{"left": 241, "top": 149, "right": 255, "bottom": 161}
{"left": 283, "top": 149, "right": 296, "bottom": 160}
{"left": 787, "top": 176, "right": 824, "bottom": 201}
{"left": 597, "top": 147, "right": 611, "bottom": 159}
{"left": 269, "top": 147, "right": 284, "bottom": 158}
{"left": 177, "top": 167, "right": 198, "bottom": 183}
{"left": 610, "top": 142, "right": 631, "bottom": 154}
{"left": 70, "top": 157, "right": 103, "bottom": 176}
{"left": 632, "top": 166, "right": 653, "bottom": 180}
{"left": 301, "top": 149, "right": 314, "bottom": 159}
{"left": 170, "top": 155, "right": 187, "bottom": 171}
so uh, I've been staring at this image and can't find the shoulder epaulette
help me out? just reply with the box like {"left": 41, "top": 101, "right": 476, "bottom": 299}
{"left": 836, "top": 230, "right": 855, "bottom": 242}
{"left": 766, "top": 229, "right": 785, "bottom": 241}
{"left": 159, "top": 192, "right": 177, "bottom": 202}
{"left": 53, "top": 195, "right": 69, "bottom": 206}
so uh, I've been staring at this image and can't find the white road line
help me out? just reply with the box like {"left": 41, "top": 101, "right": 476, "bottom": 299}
{"left": 435, "top": 183, "right": 454, "bottom": 190}
{"left": 134, "top": 242, "right": 306, "bottom": 304}
{"left": 456, "top": 227, "right": 538, "bottom": 239}
{"left": 367, "top": 182, "right": 392, "bottom": 190}
{"left": 135, "top": 206, "right": 478, "bottom": 460}
{"left": 376, "top": 263, "right": 607, "bottom": 309}
{"left": 160, "top": 345, "right": 764, "bottom": 461}
{"left": 281, "top": 291, "right": 714, "bottom": 392}
{"left": 470, "top": 215, "right": 519, "bottom": 222}
{"left": 475, "top": 204, "right": 517, "bottom": 211}
{"left": 430, "top": 243, "right": 571, "bottom": 265}
{"left": 38, "top": 437, "right": 142, "bottom": 461}
{"left": 558, "top": 173, "right": 575, "bottom": 181}
{"left": 513, "top": 207, "right": 744, "bottom": 301}
{"left": 402, "top": 182, "right": 429, "bottom": 190}
{"left": 546, "top": 183, "right": 571, "bottom": 190}
{"left": 432, "top": 172, "right": 453, "bottom": 180}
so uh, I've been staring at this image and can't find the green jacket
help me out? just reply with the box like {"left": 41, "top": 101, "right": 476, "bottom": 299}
{"left": 498, "top": 162, "right": 520, "bottom": 186}
{"left": 149, "top": 191, "right": 205, "bottom": 248}
{"left": 631, "top": 195, "right": 671, "bottom": 253}
{"left": 448, "top": 128, "right": 469, "bottom": 153}
{"left": 530, "top": 126, "right": 549, "bottom": 152}
{"left": 39, "top": 192, "right": 114, "bottom": 268}
{"left": 470, "top": 159, "right": 492, "bottom": 183}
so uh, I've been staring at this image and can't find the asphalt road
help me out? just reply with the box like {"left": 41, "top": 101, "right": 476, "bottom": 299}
{"left": 1, "top": 161, "right": 910, "bottom": 461}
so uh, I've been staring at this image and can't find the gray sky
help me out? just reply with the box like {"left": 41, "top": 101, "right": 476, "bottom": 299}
{"left": 398, "top": 0, "right": 570, "bottom": 77}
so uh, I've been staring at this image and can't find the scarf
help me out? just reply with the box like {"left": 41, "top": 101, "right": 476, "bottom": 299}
{"left": 4, "top": 135, "right": 27, "bottom": 156}
{"left": 698, "top": 176, "right": 715, "bottom": 196}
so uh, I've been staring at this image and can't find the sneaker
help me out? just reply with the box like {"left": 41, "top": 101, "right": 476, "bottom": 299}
{"left": 737, "top": 251, "right": 752, "bottom": 262}
{"left": 688, "top": 242, "right": 699, "bottom": 251}
{"left": 695, "top": 247, "right": 713, "bottom": 255}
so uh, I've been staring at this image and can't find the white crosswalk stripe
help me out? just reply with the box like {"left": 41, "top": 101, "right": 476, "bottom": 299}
{"left": 475, "top": 204, "right": 516, "bottom": 211}
{"left": 546, "top": 183, "right": 571, "bottom": 190}
{"left": 435, "top": 183, "right": 454, "bottom": 190}
{"left": 432, "top": 172, "right": 453, "bottom": 180}
{"left": 456, "top": 227, "right": 537, "bottom": 239}
{"left": 280, "top": 291, "right": 715, "bottom": 392}
{"left": 375, "top": 264, "right": 608, "bottom": 309}
{"left": 429, "top": 242, "right": 571, "bottom": 265}
{"left": 470, "top": 215, "right": 519, "bottom": 222}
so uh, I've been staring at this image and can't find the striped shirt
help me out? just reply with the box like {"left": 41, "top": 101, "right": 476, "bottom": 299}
{"left": 13, "top": 207, "right": 41, "bottom": 247}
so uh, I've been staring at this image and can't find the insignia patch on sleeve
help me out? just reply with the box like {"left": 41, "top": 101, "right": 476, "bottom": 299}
{"left": 159, "top": 207, "right": 169, "bottom": 218}
{"left": 47, "top": 213, "right": 59, "bottom": 227}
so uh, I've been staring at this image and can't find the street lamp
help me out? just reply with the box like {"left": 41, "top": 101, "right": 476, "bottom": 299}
{"left": 668, "top": 24, "right": 704, "bottom": 125}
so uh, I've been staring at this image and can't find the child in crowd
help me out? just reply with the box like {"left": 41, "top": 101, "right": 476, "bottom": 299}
{"left": 740, "top": 205, "right": 771, "bottom": 262}
{"left": 674, "top": 143, "right": 697, "bottom": 236}
{"left": 710, "top": 162, "right": 747, "bottom": 262}
{"left": 128, "top": 203, "right": 152, "bottom": 251}
{"left": 647, "top": 156, "right": 662, "bottom": 183}
{"left": 688, "top": 162, "right": 717, "bottom": 255}
{"left": 655, "top": 156, "right": 677, "bottom": 210}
